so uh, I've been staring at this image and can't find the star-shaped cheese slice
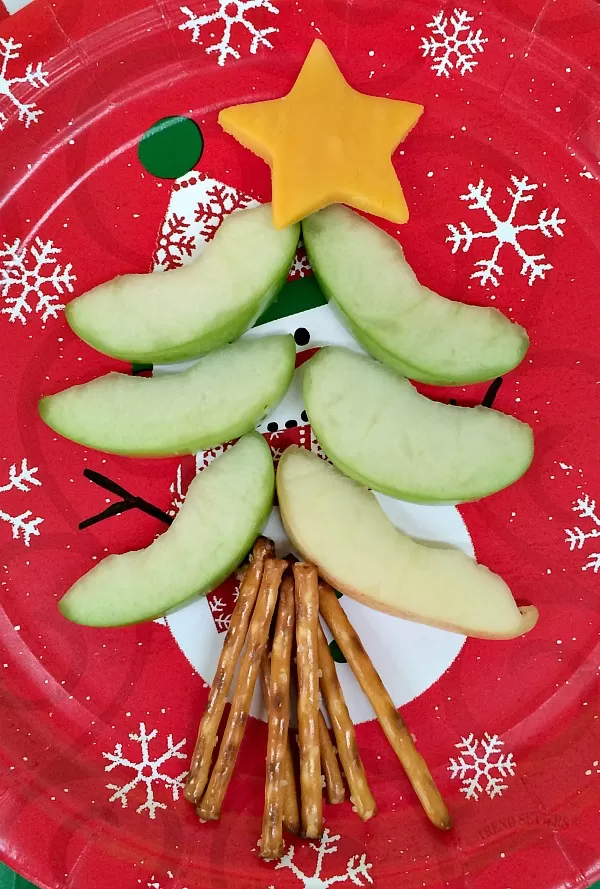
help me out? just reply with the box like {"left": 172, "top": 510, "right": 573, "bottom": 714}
{"left": 218, "top": 39, "right": 423, "bottom": 229}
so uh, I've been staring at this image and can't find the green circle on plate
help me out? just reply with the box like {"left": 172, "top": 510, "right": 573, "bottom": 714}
{"left": 138, "top": 116, "right": 203, "bottom": 179}
{"left": 329, "top": 640, "right": 347, "bottom": 664}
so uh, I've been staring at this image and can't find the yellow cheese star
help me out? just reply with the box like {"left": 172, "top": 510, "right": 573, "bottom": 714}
{"left": 218, "top": 39, "right": 423, "bottom": 229}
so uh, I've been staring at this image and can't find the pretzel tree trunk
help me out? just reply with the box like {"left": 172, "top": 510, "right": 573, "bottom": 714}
{"left": 319, "top": 582, "right": 451, "bottom": 830}
{"left": 197, "top": 558, "right": 287, "bottom": 821}
{"left": 318, "top": 709, "right": 346, "bottom": 805}
{"left": 260, "top": 651, "right": 300, "bottom": 835}
{"left": 317, "top": 624, "right": 375, "bottom": 820}
{"left": 185, "top": 537, "right": 273, "bottom": 804}
{"left": 293, "top": 562, "right": 323, "bottom": 839}
{"left": 260, "top": 574, "right": 296, "bottom": 859}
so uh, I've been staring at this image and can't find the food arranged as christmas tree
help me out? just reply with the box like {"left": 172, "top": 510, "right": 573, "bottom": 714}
{"left": 38, "top": 38, "right": 536, "bottom": 856}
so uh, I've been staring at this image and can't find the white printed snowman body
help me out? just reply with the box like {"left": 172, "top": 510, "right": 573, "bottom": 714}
{"left": 154, "top": 173, "right": 469, "bottom": 723}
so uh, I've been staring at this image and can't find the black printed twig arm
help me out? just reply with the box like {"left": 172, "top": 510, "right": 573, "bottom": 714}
{"left": 449, "top": 377, "right": 503, "bottom": 408}
{"left": 79, "top": 468, "right": 173, "bottom": 530}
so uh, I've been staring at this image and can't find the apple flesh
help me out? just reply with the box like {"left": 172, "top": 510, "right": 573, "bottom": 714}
{"left": 66, "top": 204, "right": 300, "bottom": 363}
{"left": 302, "top": 205, "right": 529, "bottom": 385}
{"left": 59, "top": 434, "right": 274, "bottom": 626}
{"left": 39, "top": 335, "right": 295, "bottom": 457}
{"left": 303, "top": 347, "right": 533, "bottom": 503}
{"left": 277, "top": 446, "right": 537, "bottom": 639}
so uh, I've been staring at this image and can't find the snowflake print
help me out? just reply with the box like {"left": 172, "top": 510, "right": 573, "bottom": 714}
{"left": 565, "top": 493, "right": 600, "bottom": 573}
{"left": 448, "top": 733, "right": 516, "bottom": 801}
{"left": 309, "top": 429, "right": 329, "bottom": 463}
{"left": 421, "top": 8, "right": 487, "bottom": 78}
{"left": 169, "top": 463, "right": 186, "bottom": 513}
{"left": 0, "top": 458, "right": 43, "bottom": 546}
{"left": 153, "top": 214, "right": 196, "bottom": 270}
{"left": 271, "top": 829, "right": 373, "bottom": 887}
{"left": 447, "top": 175, "right": 565, "bottom": 287}
{"left": 209, "top": 596, "right": 226, "bottom": 613}
{"left": 207, "top": 582, "right": 237, "bottom": 633}
{"left": 583, "top": 553, "right": 600, "bottom": 573}
{"left": 197, "top": 442, "right": 233, "bottom": 470}
{"left": 270, "top": 446, "right": 283, "bottom": 468}
{"left": 213, "top": 612, "right": 231, "bottom": 632}
{"left": 289, "top": 243, "right": 312, "bottom": 280}
{"left": 103, "top": 723, "right": 187, "bottom": 819}
{"left": 1, "top": 237, "right": 75, "bottom": 324}
{"left": 0, "top": 36, "right": 49, "bottom": 131}
{"left": 194, "top": 183, "right": 253, "bottom": 242}
{"left": 153, "top": 173, "right": 256, "bottom": 271}
{"left": 179, "top": 0, "right": 279, "bottom": 67}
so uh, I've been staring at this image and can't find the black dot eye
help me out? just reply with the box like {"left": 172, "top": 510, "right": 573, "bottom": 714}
{"left": 267, "top": 422, "right": 279, "bottom": 432}
{"left": 294, "top": 327, "right": 310, "bottom": 346}
{"left": 285, "top": 419, "right": 298, "bottom": 429}
{"left": 301, "top": 410, "right": 308, "bottom": 423}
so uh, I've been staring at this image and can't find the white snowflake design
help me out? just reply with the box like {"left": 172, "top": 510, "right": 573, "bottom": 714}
{"left": 271, "top": 829, "right": 373, "bottom": 888}
{"left": 447, "top": 175, "right": 565, "bottom": 287}
{"left": 0, "top": 458, "right": 43, "bottom": 546}
{"left": 179, "top": 0, "right": 279, "bottom": 67}
{"left": 169, "top": 463, "right": 186, "bottom": 513}
{"left": 290, "top": 253, "right": 311, "bottom": 279}
{"left": 169, "top": 445, "right": 235, "bottom": 515}
{"left": 0, "top": 36, "right": 49, "bottom": 131}
{"left": 421, "top": 8, "right": 487, "bottom": 78}
{"left": 213, "top": 612, "right": 231, "bottom": 632}
{"left": 1, "top": 237, "right": 75, "bottom": 324}
{"left": 289, "top": 241, "right": 312, "bottom": 280}
{"left": 565, "top": 493, "right": 600, "bottom": 574}
{"left": 448, "top": 733, "right": 516, "bottom": 801}
{"left": 103, "top": 723, "right": 188, "bottom": 819}
{"left": 207, "top": 586, "right": 235, "bottom": 633}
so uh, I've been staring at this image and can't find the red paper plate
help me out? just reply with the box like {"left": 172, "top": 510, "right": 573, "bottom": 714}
{"left": 1, "top": 1, "right": 599, "bottom": 888}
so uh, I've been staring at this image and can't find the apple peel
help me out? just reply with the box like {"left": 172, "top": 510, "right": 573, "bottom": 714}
{"left": 276, "top": 446, "right": 538, "bottom": 640}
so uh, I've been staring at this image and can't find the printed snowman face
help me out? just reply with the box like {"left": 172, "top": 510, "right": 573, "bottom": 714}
{"left": 155, "top": 174, "right": 469, "bottom": 723}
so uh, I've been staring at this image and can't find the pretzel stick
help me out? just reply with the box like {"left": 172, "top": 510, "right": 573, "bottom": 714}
{"left": 260, "top": 652, "right": 300, "bottom": 835}
{"left": 260, "top": 574, "right": 296, "bottom": 859}
{"left": 319, "top": 582, "right": 451, "bottom": 830}
{"left": 197, "top": 558, "right": 287, "bottom": 820}
{"left": 293, "top": 562, "right": 323, "bottom": 839}
{"left": 317, "top": 625, "right": 375, "bottom": 819}
{"left": 318, "top": 709, "right": 346, "bottom": 805}
{"left": 185, "top": 538, "right": 273, "bottom": 803}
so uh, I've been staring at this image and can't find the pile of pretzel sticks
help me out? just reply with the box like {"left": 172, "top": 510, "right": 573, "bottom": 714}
{"left": 184, "top": 538, "right": 451, "bottom": 860}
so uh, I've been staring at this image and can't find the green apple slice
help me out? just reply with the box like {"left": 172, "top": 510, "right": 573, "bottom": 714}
{"left": 304, "top": 347, "right": 533, "bottom": 503}
{"left": 39, "top": 335, "right": 295, "bottom": 457}
{"left": 59, "top": 434, "right": 274, "bottom": 626}
{"left": 302, "top": 204, "right": 529, "bottom": 385}
{"left": 66, "top": 204, "right": 300, "bottom": 363}
{"left": 277, "top": 446, "right": 537, "bottom": 639}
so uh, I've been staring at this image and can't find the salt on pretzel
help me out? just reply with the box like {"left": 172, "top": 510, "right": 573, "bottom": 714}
{"left": 260, "top": 651, "right": 300, "bottom": 835}
{"left": 293, "top": 562, "right": 323, "bottom": 838}
{"left": 318, "top": 709, "right": 345, "bottom": 805}
{"left": 197, "top": 558, "right": 287, "bottom": 820}
{"left": 260, "top": 573, "right": 296, "bottom": 859}
{"left": 319, "top": 582, "right": 451, "bottom": 830}
{"left": 317, "top": 624, "right": 375, "bottom": 820}
{"left": 185, "top": 538, "right": 273, "bottom": 803}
